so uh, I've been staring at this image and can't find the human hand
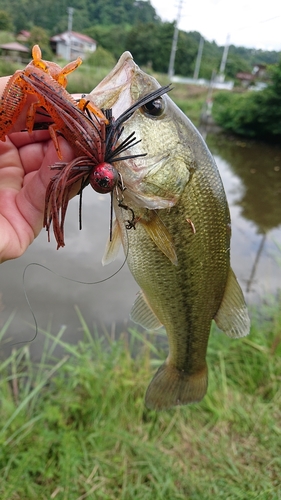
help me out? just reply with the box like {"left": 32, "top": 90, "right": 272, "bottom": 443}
{"left": 0, "top": 77, "right": 75, "bottom": 263}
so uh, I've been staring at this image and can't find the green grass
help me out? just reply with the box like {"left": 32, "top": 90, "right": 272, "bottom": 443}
{"left": 65, "top": 63, "right": 115, "bottom": 95}
{"left": 0, "top": 299, "right": 280, "bottom": 500}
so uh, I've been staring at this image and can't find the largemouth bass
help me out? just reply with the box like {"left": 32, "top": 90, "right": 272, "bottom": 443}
{"left": 89, "top": 53, "right": 250, "bottom": 410}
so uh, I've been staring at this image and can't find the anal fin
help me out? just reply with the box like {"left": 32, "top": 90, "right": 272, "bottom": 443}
{"left": 130, "top": 290, "right": 163, "bottom": 330}
{"left": 214, "top": 267, "right": 250, "bottom": 338}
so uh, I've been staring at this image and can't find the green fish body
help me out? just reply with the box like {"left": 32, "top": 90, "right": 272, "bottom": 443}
{"left": 90, "top": 53, "right": 250, "bottom": 410}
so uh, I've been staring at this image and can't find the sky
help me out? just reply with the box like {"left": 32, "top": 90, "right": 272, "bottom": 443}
{"left": 149, "top": 0, "right": 281, "bottom": 51}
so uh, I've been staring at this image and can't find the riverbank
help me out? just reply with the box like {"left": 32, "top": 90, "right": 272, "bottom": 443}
{"left": 0, "top": 300, "right": 280, "bottom": 499}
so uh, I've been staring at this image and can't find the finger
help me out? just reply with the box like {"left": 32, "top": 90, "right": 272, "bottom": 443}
{"left": 16, "top": 137, "right": 75, "bottom": 237}
{"left": 0, "top": 135, "right": 24, "bottom": 192}
{"left": 9, "top": 129, "right": 51, "bottom": 149}
{"left": 0, "top": 76, "right": 10, "bottom": 94}
{"left": 19, "top": 136, "right": 74, "bottom": 175}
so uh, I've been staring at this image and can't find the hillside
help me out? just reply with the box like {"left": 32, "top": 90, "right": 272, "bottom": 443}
{"left": 0, "top": 0, "right": 279, "bottom": 79}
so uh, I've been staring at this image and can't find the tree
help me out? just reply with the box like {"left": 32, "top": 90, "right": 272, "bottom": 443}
{"left": 212, "top": 60, "right": 281, "bottom": 141}
{"left": 28, "top": 26, "right": 53, "bottom": 59}
{"left": 174, "top": 30, "right": 199, "bottom": 77}
{"left": 134, "top": 0, "right": 160, "bottom": 24}
{"left": 225, "top": 52, "right": 252, "bottom": 79}
{"left": 0, "top": 10, "right": 14, "bottom": 31}
{"left": 85, "top": 46, "right": 116, "bottom": 68}
{"left": 126, "top": 22, "right": 174, "bottom": 73}
{"left": 85, "top": 25, "right": 130, "bottom": 59}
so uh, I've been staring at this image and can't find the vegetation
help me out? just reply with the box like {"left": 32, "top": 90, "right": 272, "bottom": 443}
{"left": 0, "top": 0, "right": 160, "bottom": 34}
{"left": 0, "top": 10, "right": 13, "bottom": 32}
{"left": 85, "top": 47, "right": 116, "bottom": 71}
{"left": 0, "top": 299, "right": 280, "bottom": 499}
{"left": 212, "top": 60, "right": 281, "bottom": 141}
{"left": 0, "top": 0, "right": 280, "bottom": 80}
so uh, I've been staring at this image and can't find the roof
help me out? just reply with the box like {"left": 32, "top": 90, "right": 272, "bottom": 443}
{"left": 236, "top": 72, "right": 255, "bottom": 81}
{"left": 50, "top": 31, "right": 96, "bottom": 44}
{"left": 0, "top": 42, "right": 29, "bottom": 52}
{"left": 18, "top": 30, "right": 31, "bottom": 38}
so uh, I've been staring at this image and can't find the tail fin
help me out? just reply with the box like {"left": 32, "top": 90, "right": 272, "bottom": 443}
{"left": 145, "top": 361, "right": 208, "bottom": 410}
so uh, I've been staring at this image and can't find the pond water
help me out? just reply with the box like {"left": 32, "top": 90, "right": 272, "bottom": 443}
{"left": 0, "top": 131, "right": 280, "bottom": 358}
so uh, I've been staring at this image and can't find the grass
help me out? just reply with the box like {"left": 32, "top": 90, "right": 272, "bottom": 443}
{"left": 0, "top": 299, "right": 280, "bottom": 500}
{"left": 65, "top": 63, "right": 115, "bottom": 95}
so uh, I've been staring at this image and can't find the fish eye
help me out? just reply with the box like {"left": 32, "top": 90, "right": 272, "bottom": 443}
{"left": 141, "top": 97, "right": 165, "bottom": 117}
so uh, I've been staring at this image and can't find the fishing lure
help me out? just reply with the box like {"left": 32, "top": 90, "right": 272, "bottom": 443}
{"left": 0, "top": 43, "right": 172, "bottom": 247}
{"left": 0, "top": 45, "right": 79, "bottom": 144}
{"left": 20, "top": 75, "right": 171, "bottom": 247}
{"left": 0, "top": 44, "right": 105, "bottom": 159}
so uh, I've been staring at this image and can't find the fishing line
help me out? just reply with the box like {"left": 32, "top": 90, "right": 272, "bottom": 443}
{"left": 16, "top": 220, "right": 131, "bottom": 346}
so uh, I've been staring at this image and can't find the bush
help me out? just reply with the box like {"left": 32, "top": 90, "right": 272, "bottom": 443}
{"left": 85, "top": 46, "right": 116, "bottom": 68}
{"left": 0, "top": 59, "right": 22, "bottom": 77}
{"left": 212, "top": 60, "right": 281, "bottom": 141}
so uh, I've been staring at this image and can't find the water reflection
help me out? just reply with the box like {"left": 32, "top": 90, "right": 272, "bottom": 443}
{"left": 0, "top": 132, "right": 280, "bottom": 356}
{"left": 0, "top": 191, "right": 139, "bottom": 358}
{"left": 206, "top": 134, "right": 281, "bottom": 233}
{"left": 206, "top": 132, "right": 281, "bottom": 301}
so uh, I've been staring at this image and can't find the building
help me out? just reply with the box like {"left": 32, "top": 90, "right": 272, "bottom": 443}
{"left": 50, "top": 31, "right": 97, "bottom": 60}
{"left": 235, "top": 72, "right": 255, "bottom": 88}
{"left": 0, "top": 42, "right": 29, "bottom": 62}
{"left": 16, "top": 30, "right": 31, "bottom": 43}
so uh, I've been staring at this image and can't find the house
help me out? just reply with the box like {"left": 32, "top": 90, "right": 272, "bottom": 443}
{"left": 236, "top": 62, "right": 269, "bottom": 88}
{"left": 252, "top": 64, "right": 267, "bottom": 78}
{"left": 50, "top": 31, "right": 97, "bottom": 60}
{"left": 17, "top": 30, "right": 31, "bottom": 43}
{"left": 236, "top": 72, "right": 255, "bottom": 88}
{"left": 0, "top": 42, "right": 29, "bottom": 62}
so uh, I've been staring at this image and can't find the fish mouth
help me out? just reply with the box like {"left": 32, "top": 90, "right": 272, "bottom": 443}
{"left": 89, "top": 52, "right": 136, "bottom": 115}
{"left": 89, "top": 52, "right": 160, "bottom": 118}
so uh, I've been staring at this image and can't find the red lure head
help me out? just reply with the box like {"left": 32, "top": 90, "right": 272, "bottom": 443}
{"left": 89, "top": 162, "right": 119, "bottom": 194}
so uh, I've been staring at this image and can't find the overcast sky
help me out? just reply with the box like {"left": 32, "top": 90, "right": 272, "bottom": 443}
{"left": 149, "top": 0, "right": 281, "bottom": 51}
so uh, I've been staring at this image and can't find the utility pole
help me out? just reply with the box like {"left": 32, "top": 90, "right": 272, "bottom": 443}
{"left": 193, "top": 36, "right": 204, "bottom": 80}
{"left": 66, "top": 7, "right": 74, "bottom": 61}
{"left": 218, "top": 33, "right": 230, "bottom": 82}
{"left": 168, "top": 0, "right": 184, "bottom": 79}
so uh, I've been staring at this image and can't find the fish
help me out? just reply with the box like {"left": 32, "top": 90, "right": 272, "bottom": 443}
{"left": 88, "top": 52, "right": 250, "bottom": 410}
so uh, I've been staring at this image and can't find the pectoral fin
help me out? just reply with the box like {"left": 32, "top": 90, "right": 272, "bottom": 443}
{"left": 214, "top": 267, "right": 250, "bottom": 338}
{"left": 140, "top": 211, "right": 178, "bottom": 265}
{"left": 130, "top": 290, "right": 163, "bottom": 330}
{"left": 102, "top": 219, "right": 122, "bottom": 265}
